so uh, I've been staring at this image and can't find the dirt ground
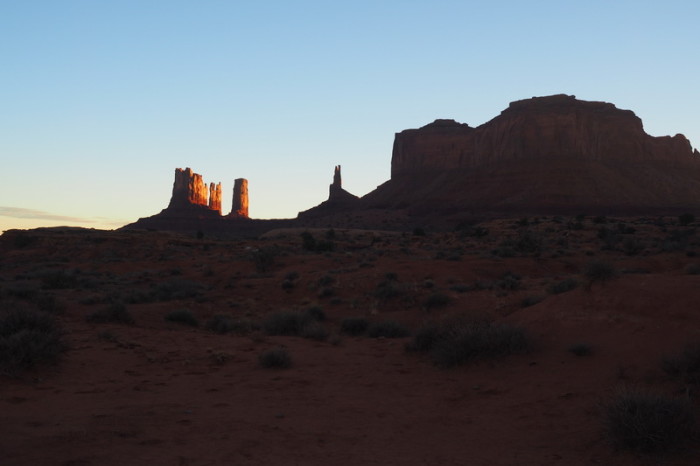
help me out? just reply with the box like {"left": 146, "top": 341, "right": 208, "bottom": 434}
{"left": 2, "top": 215, "right": 700, "bottom": 465}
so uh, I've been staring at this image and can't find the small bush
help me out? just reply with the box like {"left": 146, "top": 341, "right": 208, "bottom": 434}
{"left": 304, "top": 306, "right": 326, "bottom": 322}
{"left": 678, "top": 213, "right": 696, "bottom": 226}
{"left": 34, "top": 292, "right": 65, "bottom": 314}
{"left": 408, "top": 320, "right": 529, "bottom": 368}
{"left": 584, "top": 261, "right": 617, "bottom": 285}
{"left": 251, "top": 247, "right": 280, "bottom": 273}
{"left": 521, "top": 295, "right": 544, "bottom": 307}
{"left": 0, "top": 307, "right": 64, "bottom": 375}
{"left": 602, "top": 387, "right": 696, "bottom": 454}
{"left": 548, "top": 278, "right": 578, "bottom": 295}
{"left": 374, "top": 279, "right": 403, "bottom": 300}
{"left": 281, "top": 279, "right": 295, "bottom": 290}
{"left": 40, "top": 270, "right": 79, "bottom": 290}
{"left": 368, "top": 321, "right": 410, "bottom": 339}
{"left": 424, "top": 292, "right": 450, "bottom": 310}
{"left": 205, "top": 314, "right": 239, "bottom": 334}
{"left": 662, "top": 343, "right": 700, "bottom": 386}
{"left": 259, "top": 347, "right": 292, "bottom": 369}
{"left": 153, "top": 278, "right": 204, "bottom": 301}
{"left": 684, "top": 263, "right": 700, "bottom": 275}
{"left": 300, "top": 321, "right": 329, "bottom": 341}
{"left": 340, "top": 317, "right": 369, "bottom": 336}
{"left": 301, "top": 231, "right": 334, "bottom": 252}
{"left": 263, "top": 311, "right": 309, "bottom": 336}
{"left": 496, "top": 272, "right": 521, "bottom": 291}
{"left": 86, "top": 302, "right": 134, "bottom": 325}
{"left": 165, "top": 309, "right": 199, "bottom": 327}
{"left": 568, "top": 343, "right": 593, "bottom": 357}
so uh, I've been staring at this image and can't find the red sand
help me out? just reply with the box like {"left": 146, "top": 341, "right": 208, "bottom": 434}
{"left": 2, "top": 217, "right": 700, "bottom": 465}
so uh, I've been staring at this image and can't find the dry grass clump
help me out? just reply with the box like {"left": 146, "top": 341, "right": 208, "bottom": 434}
{"left": 86, "top": 302, "right": 134, "bottom": 325}
{"left": 165, "top": 308, "right": 199, "bottom": 327}
{"left": 602, "top": 387, "right": 696, "bottom": 454}
{"left": 407, "top": 318, "right": 529, "bottom": 368}
{"left": 259, "top": 347, "right": 292, "bottom": 369}
{"left": 0, "top": 307, "right": 64, "bottom": 375}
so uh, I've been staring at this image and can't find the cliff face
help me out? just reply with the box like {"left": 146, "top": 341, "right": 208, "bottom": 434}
{"left": 391, "top": 94, "right": 698, "bottom": 177}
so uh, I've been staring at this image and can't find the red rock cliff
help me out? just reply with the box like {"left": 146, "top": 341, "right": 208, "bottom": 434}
{"left": 391, "top": 94, "right": 698, "bottom": 177}
{"left": 168, "top": 167, "right": 221, "bottom": 213}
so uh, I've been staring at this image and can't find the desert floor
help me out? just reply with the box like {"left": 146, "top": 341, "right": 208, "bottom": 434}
{"left": 2, "top": 215, "right": 700, "bottom": 465}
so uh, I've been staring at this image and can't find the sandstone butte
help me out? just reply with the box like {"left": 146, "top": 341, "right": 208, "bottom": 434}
{"left": 124, "top": 94, "right": 700, "bottom": 233}
{"left": 157, "top": 168, "right": 250, "bottom": 219}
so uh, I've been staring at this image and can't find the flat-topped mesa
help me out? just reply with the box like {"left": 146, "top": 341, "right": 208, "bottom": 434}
{"left": 391, "top": 94, "right": 698, "bottom": 178}
{"left": 230, "top": 178, "right": 249, "bottom": 218}
{"left": 168, "top": 167, "right": 221, "bottom": 213}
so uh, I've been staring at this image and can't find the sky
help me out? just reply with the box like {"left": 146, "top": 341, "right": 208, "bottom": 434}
{"left": 1, "top": 0, "right": 699, "bottom": 231}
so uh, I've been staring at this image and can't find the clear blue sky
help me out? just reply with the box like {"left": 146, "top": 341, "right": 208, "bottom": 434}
{"left": 2, "top": 0, "right": 699, "bottom": 230}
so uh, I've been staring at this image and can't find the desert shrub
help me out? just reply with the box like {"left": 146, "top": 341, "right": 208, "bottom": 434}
{"left": 597, "top": 227, "right": 621, "bottom": 250}
{"left": 602, "top": 387, "right": 696, "bottom": 454}
{"left": 622, "top": 237, "right": 644, "bottom": 256}
{"left": 340, "top": 317, "right": 369, "bottom": 336}
{"left": 0, "top": 307, "right": 64, "bottom": 375}
{"left": 4, "top": 283, "right": 40, "bottom": 300}
{"left": 412, "top": 227, "right": 426, "bottom": 236}
{"left": 263, "top": 311, "right": 309, "bottom": 336}
{"left": 679, "top": 213, "right": 696, "bottom": 226}
{"left": 548, "top": 278, "right": 578, "bottom": 295}
{"left": 165, "top": 308, "right": 199, "bottom": 327}
{"left": 205, "top": 314, "right": 236, "bottom": 334}
{"left": 153, "top": 278, "right": 204, "bottom": 301}
{"left": 285, "top": 271, "right": 300, "bottom": 281}
{"left": 684, "top": 263, "right": 700, "bottom": 275}
{"left": 300, "top": 321, "right": 329, "bottom": 341}
{"left": 40, "top": 270, "right": 79, "bottom": 290}
{"left": 317, "top": 274, "right": 335, "bottom": 286}
{"left": 449, "top": 284, "right": 471, "bottom": 293}
{"left": 514, "top": 230, "right": 543, "bottom": 255}
{"left": 281, "top": 279, "right": 295, "bottom": 290}
{"left": 568, "top": 343, "right": 593, "bottom": 356}
{"left": 301, "top": 231, "right": 334, "bottom": 252}
{"left": 367, "top": 321, "right": 410, "bottom": 338}
{"left": 584, "top": 261, "right": 617, "bottom": 285}
{"left": 86, "top": 302, "right": 134, "bottom": 325}
{"left": 496, "top": 272, "right": 521, "bottom": 290}
{"left": 424, "top": 292, "right": 451, "bottom": 310}
{"left": 251, "top": 246, "right": 280, "bottom": 272}
{"left": 259, "top": 347, "right": 292, "bottom": 369}
{"left": 662, "top": 343, "right": 700, "bottom": 386}
{"left": 408, "top": 320, "right": 529, "bottom": 368}
{"left": 374, "top": 278, "right": 403, "bottom": 300}
{"left": 661, "top": 229, "right": 695, "bottom": 252}
{"left": 33, "top": 292, "right": 65, "bottom": 314}
{"left": 304, "top": 306, "right": 326, "bottom": 322}
{"left": 521, "top": 295, "right": 544, "bottom": 307}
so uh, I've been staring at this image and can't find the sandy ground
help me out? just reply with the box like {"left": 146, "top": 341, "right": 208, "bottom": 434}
{"left": 2, "top": 216, "right": 700, "bottom": 465}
